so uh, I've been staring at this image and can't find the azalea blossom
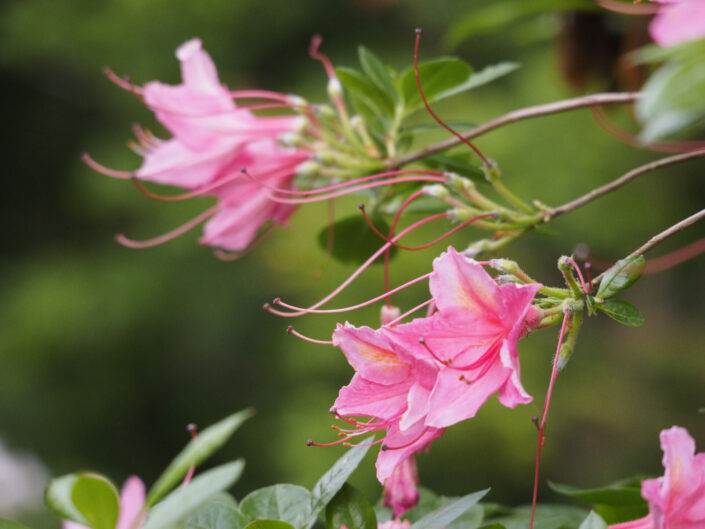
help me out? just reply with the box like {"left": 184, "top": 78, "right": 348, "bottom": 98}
{"left": 383, "top": 455, "right": 420, "bottom": 518}
{"left": 650, "top": 0, "right": 705, "bottom": 47}
{"left": 64, "top": 476, "right": 145, "bottom": 529}
{"left": 609, "top": 426, "right": 705, "bottom": 529}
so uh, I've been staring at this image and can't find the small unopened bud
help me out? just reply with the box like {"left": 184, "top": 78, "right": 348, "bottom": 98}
{"left": 496, "top": 274, "right": 520, "bottom": 285}
{"left": 286, "top": 94, "right": 308, "bottom": 108}
{"left": 450, "top": 208, "right": 473, "bottom": 222}
{"left": 481, "top": 160, "right": 501, "bottom": 182}
{"left": 557, "top": 343, "right": 573, "bottom": 371}
{"left": 314, "top": 104, "right": 336, "bottom": 119}
{"left": 422, "top": 184, "right": 449, "bottom": 199}
{"left": 314, "top": 151, "right": 336, "bottom": 164}
{"left": 292, "top": 116, "right": 308, "bottom": 134}
{"left": 349, "top": 115, "right": 362, "bottom": 129}
{"left": 327, "top": 78, "right": 343, "bottom": 98}
{"left": 381, "top": 305, "right": 401, "bottom": 325}
{"left": 463, "top": 238, "right": 493, "bottom": 257}
{"left": 490, "top": 258, "right": 519, "bottom": 274}
{"left": 295, "top": 160, "right": 320, "bottom": 177}
{"left": 278, "top": 133, "right": 303, "bottom": 148}
{"left": 448, "top": 172, "right": 475, "bottom": 193}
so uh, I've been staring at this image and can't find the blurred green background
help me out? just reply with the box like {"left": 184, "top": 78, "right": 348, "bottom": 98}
{"left": 1, "top": 0, "right": 703, "bottom": 526}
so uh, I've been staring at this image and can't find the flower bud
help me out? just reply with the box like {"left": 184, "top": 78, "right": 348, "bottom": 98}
{"left": 380, "top": 305, "right": 401, "bottom": 325}
{"left": 383, "top": 456, "right": 419, "bottom": 518}
{"left": 295, "top": 160, "right": 320, "bottom": 177}
{"left": 327, "top": 78, "right": 343, "bottom": 99}
{"left": 490, "top": 258, "right": 519, "bottom": 275}
{"left": 422, "top": 184, "right": 449, "bottom": 199}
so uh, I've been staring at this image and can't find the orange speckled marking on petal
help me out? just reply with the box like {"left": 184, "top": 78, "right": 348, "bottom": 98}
{"left": 358, "top": 343, "right": 408, "bottom": 371}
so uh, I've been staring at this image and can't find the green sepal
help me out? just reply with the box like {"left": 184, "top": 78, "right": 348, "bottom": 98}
{"left": 45, "top": 473, "right": 89, "bottom": 524}
{"left": 71, "top": 474, "right": 121, "bottom": 529}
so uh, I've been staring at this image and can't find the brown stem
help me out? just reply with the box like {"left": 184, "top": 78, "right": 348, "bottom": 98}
{"left": 387, "top": 92, "right": 640, "bottom": 169}
{"left": 550, "top": 149, "right": 705, "bottom": 218}
{"left": 592, "top": 208, "right": 705, "bottom": 285}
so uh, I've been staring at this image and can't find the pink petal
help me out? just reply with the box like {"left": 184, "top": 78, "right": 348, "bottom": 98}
{"left": 334, "top": 374, "right": 412, "bottom": 420}
{"left": 375, "top": 420, "right": 443, "bottom": 483}
{"left": 608, "top": 514, "right": 655, "bottom": 529}
{"left": 496, "top": 330, "right": 532, "bottom": 408}
{"left": 116, "top": 476, "right": 146, "bottom": 529}
{"left": 333, "top": 324, "right": 411, "bottom": 385}
{"left": 399, "top": 382, "right": 431, "bottom": 432}
{"left": 497, "top": 282, "right": 543, "bottom": 330}
{"left": 658, "top": 426, "right": 702, "bottom": 514}
{"left": 650, "top": 0, "right": 705, "bottom": 46}
{"left": 175, "top": 39, "right": 221, "bottom": 93}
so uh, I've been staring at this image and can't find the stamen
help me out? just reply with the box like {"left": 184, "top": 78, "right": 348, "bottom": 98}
{"left": 645, "top": 237, "right": 705, "bottom": 274}
{"left": 414, "top": 29, "right": 490, "bottom": 167}
{"left": 564, "top": 257, "right": 589, "bottom": 293}
{"left": 103, "top": 67, "right": 143, "bottom": 95}
{"left": 286, "top": 326, "right": 334, "bottom": 345}
{"left": 418, "top": 338, "right": 449, "bottom": 365}
{"left": 583, "top": 262, "right": 593, "bottom": 288}
{"left": 229, "top": 90, "right": 295, "bottom": 102}
{"left": 132, "top": 124, "right": 160, "bottom": 148}
{"left": 182, "top": 423, "right": 198, "bottom": 488}
{"left": 270, "top": 273, "right": 432, "bottom": 316}
{"left": 309, "top": 35, "right": 337, "bottom": 80}
{"left": 383, "top": 299, "right": 434, "bottom": 327}
{"left": 115, "top": 204, "right": 220, "bottom": 249}
{"left": 381, "top": 426, "right": 430, "bottom": 451}
{"left": 82, "top": 153, "right": 134, "bottom": 179}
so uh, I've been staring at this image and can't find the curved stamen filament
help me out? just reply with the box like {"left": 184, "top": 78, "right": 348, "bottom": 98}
{"left": 418, "top": 337, "right": 448, "bottom": 365}
{"left": 564, "top": 257, "right": 589, "bottom": 293}
{"left": 361, "top": 206, "right": 496, "bottom": 251}
{"left": 116, "top": 204, "right": 221, "bottom": 249}
{"left": 82, "top": 153, "right": 133, "bottom": 179}
{"left": 229, "top": 90, "right": 295, "bottom": 102}
{"left": 270, "top": 273, "right": 432, "bottom": 316}
{"left": 381, "top": 427, "right": 431, "bottom": 451}
{"left": 383, "top": 299, "right": 434, "bottom": 327}
{"left": 103, "top": 67, "right": 143, "bottom": 95}
{"left": 264, "top": 176, "right": 448, "bottom": 205}
{"left": 132, "top": 125, "right": 160, "bottom": 148}
{"left": 309, "top": 34, "right": 337, "bottom": 80}
{"left": 414, "top": 29, "right": 490, "bottom": 167}
{"left": 286, "top": 326, "right": 334, "bottom": 345}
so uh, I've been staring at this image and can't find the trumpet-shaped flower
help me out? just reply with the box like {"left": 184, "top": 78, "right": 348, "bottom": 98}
{"left": 63, "top": 476, "right": 145, "bottom": 529}
{"left": 609, "top": 426, "right": 705, "bottom": 529}
{"left": 650, "top": 0, "right": 705, "bottom": 47}
{"left": 386, "top": 247, "right": 541, "bottom": 429}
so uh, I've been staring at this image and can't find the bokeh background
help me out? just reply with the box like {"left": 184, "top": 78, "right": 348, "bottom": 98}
{"left": 1, "top": 0, "right": 703, "bottom": 526}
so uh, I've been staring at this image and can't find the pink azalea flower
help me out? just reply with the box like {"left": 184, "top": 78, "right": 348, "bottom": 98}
{"left": 378, "top": 521, "right": 411, "bottom": 529}
{"left": 383, "top": 455, "right": 420, "bottom": 518}
{"left": 64, "top": 476, "right": 145, "bottom": 529}
{"left": 386, "top": 247, "right": 541, "bottom": 429}
{"left": 649, "top": 0, "right": 705, "bottom": 47}
{"left": 609, "top": 426, "right": 705, "bottom": 529}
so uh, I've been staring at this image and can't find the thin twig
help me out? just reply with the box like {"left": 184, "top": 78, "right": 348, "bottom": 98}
{"left": 550, "top": 149, "right": 705, "bottom": 218}
{"left": 388, "top": 92, "right": 640, "bottom": 169}
{"left": 592, "top": 208, "right": 705, "bottom": 285}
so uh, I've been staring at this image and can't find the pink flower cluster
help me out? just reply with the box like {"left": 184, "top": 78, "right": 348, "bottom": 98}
{"left": 330, "top": 247, "right": 541, "bottom": 484}
{"left": 650, "top": 0, "right": 705, "bottom": 47}
{"left": 92, "top": 38, "right": 311, "bottom": 252}
{"left": 610, "top": 426, "right": 705, "bottom": 529}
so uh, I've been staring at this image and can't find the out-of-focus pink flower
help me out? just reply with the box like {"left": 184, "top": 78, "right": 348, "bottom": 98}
{"left": 64, "top": 476, "right": 145, "bottom": 529}
{"left": 650, "top": 0, "right": 705, "bottom": 47}
{"left": 609, "top": 426, "right": 705, "bottom": 529}
{"left": 378, "top": 521, "right": 411, "bottom": 529}
{"left": 387, "top": 247, "right": 541, "bottom": 429}
{"left": 383, "top": 455, "right": 420, "bottom": 518}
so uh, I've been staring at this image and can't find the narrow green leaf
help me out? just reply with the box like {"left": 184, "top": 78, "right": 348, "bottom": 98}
{"left": 594, "top": 504, "right": 649, "bottom": 525}
{"left": 147, "top": 409, "right": 253, "bottom": 505}
{"left": 358, "top": 46, "right": 397, "bottom": 104}
{"left": 596, "top": 256, "right": 645, "bottom": 299}
{"left": 548, "top": 479, "right": 645, "bottom": 506}
{"left": 432, "top": 62, "right": 519, "bottom": 101}
{"left": 579, "top": 512, "right": 607, "bottom": 529}
{"left": 408, "top": 489, "right": 488, "bottom": 529}
{"left": 325, "top": 484, "right": 376, "bottom": 529}
{"left": 242, "top": 521, "right": 295, "bottom": 529}
{"left": 177, "top": 493, "right": 248, "bottom": 529}
{"left": 598, "top": 299, "right": 644, "bottom": 327}
{"left": 336, "top": 67, "right": 395, "bottom": 117}
{"left": 143, "top": 460, "right": 245, "bottom": 529}
{"left": 45, "top": 473, "right": 88, "bottom": 524}
{"left": 0, "top": 520, "right": 35, "bottom": 529}
{"left": 72, "top": 474, "right": 120, "bottom": 529}
{"left": 401, "top": 58, "right": 473, "bottom": 113}
{"left": 306, "top": 440, "right": 372, "bottom": 527}
{"left": 317, "top": 215, "right": 397, "bottom": 266}
{"left": 485, "top": 504, "right": 588, "bottom": 529}
{"left": 240, "top": 485, "right": 312, "bottom": 529}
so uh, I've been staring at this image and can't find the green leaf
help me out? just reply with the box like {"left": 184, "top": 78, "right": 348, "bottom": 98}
{"left": 305, "top": 440, "right": 372, "bottom": 527}
{"left": 548, "top": 479, "right": 645, "bottom": 506}
{"left": 72, "top": 474, "right": 120, "bottom": 529}
{"left": 325, "top": 484, "right": 376, "bottom": 529}
{"left": 0, "top": 520, "right": 35, "bottom": 529}
{"left": 177, "top": 493, "right": 248, "bottom": 529}
{"left": 45, "top": 473, "right": 88, "bottom": 524}
{"left": 242, "top": 521, "right": 295, "bottom": 529}
{"left": 594, "top": 504, "right": 649, "bottom": 525}
{"left": 358, "top": 46, "right": 398, "bottom": 104}
{"left": 432, "top": 62, "right": 519, "bottom": 101}
{"left": 401, "top": 58, "right": 473, "bottom": 114}
{"left": 579, "top": 512, "right": 607, "bottom": 529}
{"left": 596, "top": 256, "right": 645, "bottom": 299}
{"left": 239, "top": 485, "right": 312, "bottom": 529}
{"left": 147, "top": 409, "right": 253, "bottom": 505}
{"left": 408, "top": 490, "right": 488, "bottom": 529}
{"left": 336, "top": 67, "right": 395, "bottom": 117}
{"left": 423, "top": 153, "right": 484, "bottom": 179}
{"left": 484, "top": 504, "right": 588, "bottom": 529}
{"left": 143, "top": 460, "right": 245, "bottom": 529}
{"left": 598, "top": 299, "right": 644, "bottom": 327}
{"left": 317, "top": 215, "right": 397, "bottom": 266}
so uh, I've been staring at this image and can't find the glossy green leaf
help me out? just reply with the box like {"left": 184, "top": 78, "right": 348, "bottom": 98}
{"left": 147, "top": 409, "right": 253, "bottom": 505}
{"left": 485, "top": 504, "right": 588, "bottom": 529}
{"left": 242, "top": 521, "right": 295, "bottom": 529}
{"left": 401, "top": 58, "right": 473, "bottom": 113}
{"left": 548, "top": 478, "right": 645, "bottom": 506}
{"left": 408, "top": 489, "right": 488, "bottom": 529}
{"left": 598, "top": 299, "right": 644, "bottom": 327}
{"left": 579, "top": 512, "right": 607, "bottom": 529}
{"left": 45, "top": 473, "right": 88, "bottom": 524}
{"left": 358, "top": 46, "right": 397, "bottom": 104}
{"left": 596, "top": 256, "right": 645, "bottom": 299}
{"left": 72, "top": 474, "right": 120, "bottom": 529}
{"left": 336, "top": 67, "right": 395, "bottom": 117}
{"left": 0, "top": 520, "right": 35, "bottom": 529}
{"left": 325, "top": 484, "right": 376, "bottom": 529}
{"left": 317, "top": 215, "right": 397, "bottom": 266}
{"left": 177, "top": 493, "right": 247, "bottom": 529}
{"left": 594, "top": 504, "right": 649, "bottom": 525}
{"left": 432, "top": 62, "right": 519, "bottom": 101}
{"left": 143, "top": 461, "right": 245, "bottom": 529}
{"left": 306, "top": 440, "right": 372, "bottom": 527}
{"left": 240, "top": 485, "right": 312, "bottom": 529}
